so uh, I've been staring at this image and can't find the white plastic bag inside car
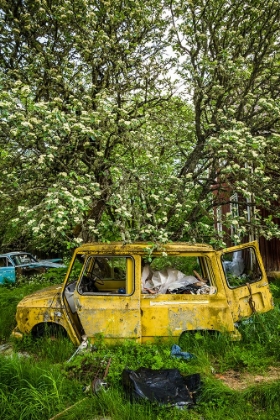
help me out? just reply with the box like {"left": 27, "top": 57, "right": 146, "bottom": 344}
{"left": 142, "top": 265, "right": 198, "bottom": 294}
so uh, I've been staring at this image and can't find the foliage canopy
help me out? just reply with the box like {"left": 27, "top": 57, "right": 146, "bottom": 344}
{"left": 0, "top": 0, "right": 280, "bottom": 251}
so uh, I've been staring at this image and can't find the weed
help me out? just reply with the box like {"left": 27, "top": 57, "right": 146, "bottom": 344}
{"left": 0, "top": 355, "right": 82, "bottom": 420}
{"left": 243, "top": 380, "right": 280, "bottom": 411}
{"left": 13, "top": 333, "right": 75, "bottom": 364}
{"left": 0, "top": 279, "right": 280, "bottom": 419}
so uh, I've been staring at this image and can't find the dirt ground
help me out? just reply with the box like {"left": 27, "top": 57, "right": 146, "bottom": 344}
{"left": 215, "top": 367, "right": 280, "bottom": 390}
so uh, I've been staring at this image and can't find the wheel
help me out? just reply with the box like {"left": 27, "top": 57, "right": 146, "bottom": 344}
{"left": 32, "top": 323, "right": 67, "bottom": 339}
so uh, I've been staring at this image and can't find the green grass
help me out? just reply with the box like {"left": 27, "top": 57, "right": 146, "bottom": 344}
{"left": 0, "top": 355, "right": 82, "bottom": 420}
{"left": 0, "top": 275, "right": 62, "bottom": 342}
{"left": 1, "top": 276, "right": 280, "bottom": 419}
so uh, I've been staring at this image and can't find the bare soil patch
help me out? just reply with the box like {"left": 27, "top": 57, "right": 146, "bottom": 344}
{"left": 215, "top": 367, "right": 280, "bottom": 390}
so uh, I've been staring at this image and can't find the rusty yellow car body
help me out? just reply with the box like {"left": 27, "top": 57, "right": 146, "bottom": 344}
{"left": 12, "top": 241, "right": 274, "bottom": 345}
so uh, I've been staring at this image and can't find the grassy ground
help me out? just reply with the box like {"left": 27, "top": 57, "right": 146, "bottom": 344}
{"left": 0, "top": 276, "right": 280, "bottom": 420}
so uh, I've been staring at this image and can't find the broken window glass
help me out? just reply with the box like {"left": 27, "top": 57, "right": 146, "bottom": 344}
{"left": 222, "top": 247, "right": 262, "bottom": 288}
{"left": 141, "top": 255, "right": 216, "bottom": 295}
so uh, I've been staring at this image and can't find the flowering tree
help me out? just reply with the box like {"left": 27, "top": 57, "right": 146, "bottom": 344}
{"left": 0, "top": 0, "right": 176, "bottom": 250}
{"left": 0, "top": 0, "right": 280, "bottom": 252}
{"left": 167, "top": 0, "right": 280, "bottom": 245}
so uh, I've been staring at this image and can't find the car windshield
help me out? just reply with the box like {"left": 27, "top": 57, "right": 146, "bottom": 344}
{"left": 10, "top": 254, "right": 37, "bottom": 265}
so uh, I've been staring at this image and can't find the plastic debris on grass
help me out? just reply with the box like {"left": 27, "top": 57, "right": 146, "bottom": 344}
{"left": 171, "top": 344, "right": 196, "bottom": 361}
{"left": 122, "top": 367, "right": 201, "bottom": 408}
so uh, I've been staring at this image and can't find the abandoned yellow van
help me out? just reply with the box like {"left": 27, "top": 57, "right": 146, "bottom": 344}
{"left": 12, "top": 241, "right": 274, "bottom": 345}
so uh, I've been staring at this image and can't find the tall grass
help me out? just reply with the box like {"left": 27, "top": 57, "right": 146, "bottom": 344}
{"left": 1, "top": 277, "right": 280, "bottom": 419}
{"left": 0, "top": 355, "right": 82, "bottom": 420}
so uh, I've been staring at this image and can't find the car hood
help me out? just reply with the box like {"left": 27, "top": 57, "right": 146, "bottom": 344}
{"left": 17, "top": 261, "right": 66, "bottom": 269}
{"left": 17, "top": 284, "right": 64, "bottom": 308}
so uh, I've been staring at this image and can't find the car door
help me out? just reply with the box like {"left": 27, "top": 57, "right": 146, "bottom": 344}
{"left": 0, "top": 257, "right": 16, "bottom": 284}
{"left": 73, "top": 254, "right": 141, "bottom": 342}
{"left": 218, "top": 241, "right": 274, "bottom": 320}
{"left": 140, "top": 251, "right": 237, "bottom": 338}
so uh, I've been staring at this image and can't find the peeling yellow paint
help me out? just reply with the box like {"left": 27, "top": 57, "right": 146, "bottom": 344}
{"left": 12, "top": 241, "right": 274, "bottom": 345}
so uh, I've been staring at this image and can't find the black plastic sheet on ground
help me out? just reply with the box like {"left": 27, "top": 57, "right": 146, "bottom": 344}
{"left": 122, "top": 367, "right": 201, "bottom": 407}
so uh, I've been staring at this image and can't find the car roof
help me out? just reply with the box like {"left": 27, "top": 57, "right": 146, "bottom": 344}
{"left": 0, "top": 251, "right": 33, "bottom": 257}
{"left": 75, "top": 241, "right": 214, "bottom": 255}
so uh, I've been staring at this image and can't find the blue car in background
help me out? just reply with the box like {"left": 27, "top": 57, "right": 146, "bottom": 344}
{"left": 0, "top": 251, "right": 65, "bottom": 285}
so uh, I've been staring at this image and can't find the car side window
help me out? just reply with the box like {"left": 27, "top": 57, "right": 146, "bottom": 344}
{"left": 222, "top": 247, "right": 262, "bottom": 288}
{"left": 10, "top": 256, "right": 20, "bottom": 265}
{"left": 78, "top": 256, "right": 134, "bottom": 295}
{"left": 0, "top": 257, "right": 12, "bottom": 267}
{"left": 0, "top": 257, "right": 7, "bottom": 267}
{"left": 141, "top": 255, "right": 216, "bottom": 295}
